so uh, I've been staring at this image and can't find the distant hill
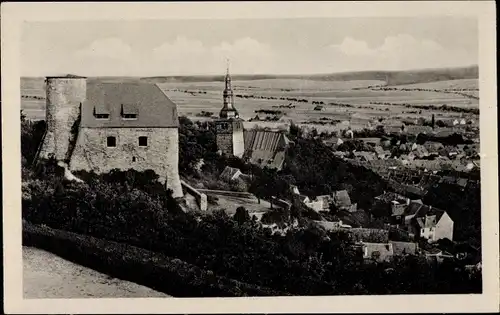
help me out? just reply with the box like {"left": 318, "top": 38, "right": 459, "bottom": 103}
{"left": 24, "top": 65, "right": 478, "bottom": 87}
{"left": 140, "top": 65, "right": 478, "bottom": 86}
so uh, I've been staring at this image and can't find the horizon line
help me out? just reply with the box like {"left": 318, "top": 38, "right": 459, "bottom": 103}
{"left": 22, "top": 64, "right": 479, "bottom": 79}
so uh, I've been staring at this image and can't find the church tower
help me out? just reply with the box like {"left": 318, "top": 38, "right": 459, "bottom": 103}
{"left": 216, "top": 60, "right": 245, "bottom": 157}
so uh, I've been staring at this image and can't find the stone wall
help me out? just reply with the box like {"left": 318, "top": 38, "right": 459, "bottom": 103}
{"left": 180, "top": 180, "right": 207, "bottom": 211}
{"left": 70, "top": 127, "right": 183, "bottom": 198}
{"left": 216, "top": 133, "right": 234, "bottom": 155}
{"left": 216, "top": 119, "right": 245, "bottom": 157}
{"left": 39, "top": 78, "right": 87, "bottom": 161}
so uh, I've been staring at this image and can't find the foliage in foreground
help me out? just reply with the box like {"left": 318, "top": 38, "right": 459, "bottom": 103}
{"left": 22, "top": 162, "right": 481, "bottom": 295}
{"left": 21, "top": 116, "right": 481, "bottom": 295}
{"left": 23, "top": 220, "right": 287, "bottom": 297}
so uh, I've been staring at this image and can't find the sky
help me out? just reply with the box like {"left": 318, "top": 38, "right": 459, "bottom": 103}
{"left": 21, "top": 17, "right": 478, "bottom": 77}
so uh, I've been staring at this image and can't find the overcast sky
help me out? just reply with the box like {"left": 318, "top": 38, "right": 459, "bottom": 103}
{"left": 21, "top": 17, "right": 478, "bottom": 76}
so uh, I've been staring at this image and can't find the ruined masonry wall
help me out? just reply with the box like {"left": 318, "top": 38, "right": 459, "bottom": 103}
{"left": 39, "top": 78, "right": 86, "bottom": 161}
{"left": 70, "top": 127, "right": 183, "bottom": 198}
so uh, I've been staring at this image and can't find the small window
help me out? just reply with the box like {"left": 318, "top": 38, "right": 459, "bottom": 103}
{"left": 107, "top": 136, "right": 116, "bottom": 147}
{"left": 132, "top": 156, "right": 136, "bottom": 162}
{"left": 122, "top": 114, "right": 137, "bottom": 119}
{"left": 139, "top": 136, "right": 148, "bottom": 147}
{"left": 95, "top": 114, "right": 109, "bottom": 119}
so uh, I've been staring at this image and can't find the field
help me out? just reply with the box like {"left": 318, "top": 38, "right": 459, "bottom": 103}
{"left": 21, "top": 75, "right": 479, "bottom": 132}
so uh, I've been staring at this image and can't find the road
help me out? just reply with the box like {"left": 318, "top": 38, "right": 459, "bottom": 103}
{"left": 23, "top": 246, "right": 171, "bottom": 298}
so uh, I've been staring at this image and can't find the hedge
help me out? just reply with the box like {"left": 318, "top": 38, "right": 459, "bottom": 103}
{"left": 22, "top": 221, "right": 290, "bottom": 297}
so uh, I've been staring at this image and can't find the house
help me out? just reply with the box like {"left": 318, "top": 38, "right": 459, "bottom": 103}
{"left": 386, "top": 125, "right": 403, "bottom": 134}
{"left": 345, "top": 129, "right": 354, "bottom": 139}
{"left": 310, "top": 194, "right": 334, "bottom": 211}
{"left": 401, "top": 201, "right": 454, "bottom": 242}
{"left": 243, "top": 129, "right": 291, "bottom": 170}
{"left": 390, "top": 241, "right": 418, "bottom": 256}
{"left": 353, "top": 151, "right": 376, "bottom": 162}
{"left": 298, "top": 194, "right": 311, "bottom": 204}
{"left": 360, "top": 242, "right": 394, "bottom": 262}
{"left": 332, "top": 190, "right": 357, "bottom": 212}
{"left": 38, "top": 77, "right": 184, "bottom": 198}
{"left": 220, "top": 166, "right": 243, "bottom": 182}
{"left": 323, "top": 137, "right": 344, "bottom": 147}
{"left": 374, "top": 146, "right": 388, "bottom": 159}
{"left": 439, "top": 146, "right": 459, "bottom": 158}
{"left": 313, "top": 220, "right": 352, "bottom": 231}
{"left": 373, "top": 192, "right": 410, "bottom": 220}
{"left": 456, "top": 178, "right": 469, "bottom": 188}
{"left": 357, "top": 137, "right": 381, "bottom": 146}
{"left": 332, "top": 151, "right": 348, "bottom": 158}
{"left": 465, "top": 161, "right": 478, "bottom": 171}
{"left": 350, "top": 228, "right": 389, "bottom": 243}
{"left": 440, "top": 176, "right": 456, "bottom": 185}
{"left": 423, "top": 141, "right": 444, "bottom": 155}
{"left": 423, "top": 248, "right": 454, "bottom": 263}
{"left": 290, "top": 185, "right": 301, "bottom": 195}
{"left": 304, "top": 198, "right": 326, "bottom": 212}
{"left": 405, "top": 125, "right": 433, "bottom": 135}
{"left": 412, "top": 144, "right": 429, "bottom": 159}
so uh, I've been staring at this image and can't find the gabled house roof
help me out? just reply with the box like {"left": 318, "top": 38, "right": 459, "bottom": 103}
{"left": 220, "top": 166, "right": 242, "bottom": 181}
{"left": 332, "top": 190, "right": 352, "bottom": 208}
{"left": 82, "top": 82, "right": 179, "bottom": 128}
{"left": 416, "top": 215, "right": 437, "bottom": 228}
{"left": 374, "top": 146, "right": 386, "bottom": 156}
{"left": 403, "top": 201, "right": 448, "bottom": 229}
{"left": 353, "top": 151, "right": 376, "bottom": 161}
{"left": 423, "top": 141, "right": 444, "bottom": 153}
{"left": 243, "top": 130, "right": 290, "bottom": 170}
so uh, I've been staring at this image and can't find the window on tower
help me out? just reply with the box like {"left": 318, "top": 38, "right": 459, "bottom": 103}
{"left": 138, "top": 136, "right": 148, "bottom": 147}
{"left": 107, "top": 136, "right": 116, "bottom": 147}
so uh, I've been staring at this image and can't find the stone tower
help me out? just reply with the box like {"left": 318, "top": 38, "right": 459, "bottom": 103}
{"left": 216, "top": 61, "right": 245, "bottom": 157}
{"left": 38, "top": 75, "right": 87, "bottom": 162}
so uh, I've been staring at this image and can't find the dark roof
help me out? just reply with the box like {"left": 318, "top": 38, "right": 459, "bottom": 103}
{"left": 404, "top": 201, "right": 447, "bottom": 227}
{"left": 375, "top": 191, "right": 407, "bottom": 204}
{"left": 416, "top": 215, "right": 437, "bottom": 228}
{"left": 220, "top": 166, "right": 242, "bottom": 180}
{"left": 456, "top": 178, "right": 469, "bottom": 187}
{"left": 81, "top": 82, "right": 179, "bottom": 128}
{"left": 243, "top": 130, "right": 290, "bottom": 170}
{"left": 333, "top": 190, "right": 352, "bottom": 208}
{"left": 406, "top": 201, "right": 424, "bottom": 216}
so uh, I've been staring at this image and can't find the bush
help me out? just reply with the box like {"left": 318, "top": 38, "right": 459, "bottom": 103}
{"left": 23, "top": 221, "right": 288, "bottom": 297}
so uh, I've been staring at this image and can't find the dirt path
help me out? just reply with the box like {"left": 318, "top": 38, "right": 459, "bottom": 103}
{"left": 23, "top": 246, "right": 171, "bottom": 298}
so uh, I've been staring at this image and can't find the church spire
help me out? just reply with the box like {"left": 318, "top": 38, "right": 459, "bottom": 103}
{"left": 224, "top": 58, "right": 232, "bottom": 93}
{"left": 220, "top": 58, "right": 238, "bottom": 119}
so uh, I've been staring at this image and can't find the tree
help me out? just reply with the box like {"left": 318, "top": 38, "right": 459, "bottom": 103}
{"left": 233, "top": 206, "right": 250, "bottom": 225}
